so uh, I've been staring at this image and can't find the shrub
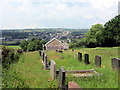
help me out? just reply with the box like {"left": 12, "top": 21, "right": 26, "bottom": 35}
{"left": 2, "top": 46, "right": 21, "bottom": 69}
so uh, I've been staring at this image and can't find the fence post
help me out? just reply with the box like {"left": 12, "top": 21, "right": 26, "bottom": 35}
{"left": 50, "top": 60, "right": 56, "bottom": 80}
{"left": 95, "top": 55, "right": 101, "bottom": 67}
{"left": 78, "top": 52, "right": 82, "bottom": 62}
{"left": 112, "top": 58, "right": 120, "bottom": 71}
{"left": 84, "top": 54, "right": 90, "bottom": 64}
{"left": 58, "top": 68, "right": 66, "bottom": 90}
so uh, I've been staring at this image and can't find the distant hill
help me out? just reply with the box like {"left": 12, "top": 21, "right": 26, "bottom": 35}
{"left": 1, "top": 28, "right": 89, "bottom": 32}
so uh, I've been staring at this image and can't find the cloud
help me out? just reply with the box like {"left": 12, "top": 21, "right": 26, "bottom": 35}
{"left": 0, "top": 0, "right": 119, "bottom": 29}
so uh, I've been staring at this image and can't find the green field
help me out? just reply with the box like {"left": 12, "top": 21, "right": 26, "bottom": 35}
{"left": 3, "top": 47, "right": 119, "bottom": 88}
{"left": 7, "top": 45, "right": 21, "bottom": 49}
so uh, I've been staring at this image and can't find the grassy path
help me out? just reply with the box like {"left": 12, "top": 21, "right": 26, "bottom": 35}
{"left": 7, "top": 51, "right": 58, "bottom": 88}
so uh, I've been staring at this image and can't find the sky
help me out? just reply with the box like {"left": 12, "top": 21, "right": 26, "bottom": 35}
{"left": 0, "top": 0, "right": 119, "bottom": 29}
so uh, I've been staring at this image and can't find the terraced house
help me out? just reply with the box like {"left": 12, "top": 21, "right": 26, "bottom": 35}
{"left": 45, "top": 38, "right": 69, "bottom": 50}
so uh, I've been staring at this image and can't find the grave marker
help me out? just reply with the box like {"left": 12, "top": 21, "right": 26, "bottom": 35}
{"left": 58, "top": 68, "right": 66, "bottom": 89}
{"left": 84, "top": 54, "right": 90, "bottom": 64}
{"left": 95, "top": 55, "right": 101, "bottom": 67}
{"left": 42, "top": 52, "right": 45, "bottom": 62}
{"left": 44, "top": 55, "right": 48, "bottom": 70}
{"left": 112, "top": 58, "right": 120, "bottom": 71}
{"left": 50, "top": 60, "right": 56, "bottom": 80}
{"left": 38, "top": 50, "right": 42, "bottom": 56}
{"left": 78, "top": 52, "right": 82, "bottom": 62}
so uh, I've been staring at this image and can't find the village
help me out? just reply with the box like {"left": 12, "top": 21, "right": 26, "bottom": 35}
{"left": 1, "top": 28, "right": 87, "bottom": 46}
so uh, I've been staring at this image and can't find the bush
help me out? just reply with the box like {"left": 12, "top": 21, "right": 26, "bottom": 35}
{"left": 2, "top": 46, "right": 21, "bottom": 69}
{"left": 69, "top": 43, "right": 76, "bottom": 48}
{"left": 16, "top": 49, "right": 23, "bottom": 54}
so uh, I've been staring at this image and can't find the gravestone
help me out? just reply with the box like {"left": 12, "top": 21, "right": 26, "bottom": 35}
{"left": 50, "top": 60, "right": 56, "bottom": 80}
{"left": 112, "top": 58, "right": 120, "bottom": 71}
{"left": 39, "top": 50, "right": 42, "bottom": 56}
{"left": 58, "top": 68, "right": 66, "bottom": 89}
{"left": 84, "top": 54, "right": 90, "bottom": 64}
{"left": 95, "top": 55, "right": 101, "bottom": 67}
{"left": 44, "top": 55, "right": 48, "bottom": 70}
{"left": 78, "top": 52, "right": 82, "bottom": 62}
{"left": 42, "top": 52, "right": 45, "bottom": 62}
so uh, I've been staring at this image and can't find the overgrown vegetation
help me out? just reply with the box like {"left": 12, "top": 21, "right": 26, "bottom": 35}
{"left": 2, "top": 51, "right": 58, "bottom": 88}
{"left": 2, "top": 46, "right": 26, "bottom": 88}
{"left": 2, "top": 46, "right": 22, "bottom": 69}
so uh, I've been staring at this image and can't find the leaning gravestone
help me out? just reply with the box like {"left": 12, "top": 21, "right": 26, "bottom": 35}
{"left": 112, "top": 58, "right": 120, "bottom": 71}
{"left": 84, "top": 54, "right": 90, "bottom": 64}
{"left": 50, "top": 60, "right": 56, "bottom": 80}
{"left": 58, "top": 68, "right": 66, "bottom": 90}
{"left": 78, "top": 52, "right": 82, "bottom": 62}
{"left": 95, "top": 55, "right": 101, "bottom": 67}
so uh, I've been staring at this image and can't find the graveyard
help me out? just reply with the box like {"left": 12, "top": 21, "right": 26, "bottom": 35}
{"left": 3, "top": 47, "right": 119, "bottom": 88}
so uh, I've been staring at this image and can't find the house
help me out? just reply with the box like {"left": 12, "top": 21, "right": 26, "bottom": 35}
{"left": 45, "top": 38, "right": 69, "bottom": 50}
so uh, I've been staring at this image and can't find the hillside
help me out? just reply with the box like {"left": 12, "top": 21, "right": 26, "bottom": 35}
{"left": 3, "top": 47, "right": 119, "bottom": 88}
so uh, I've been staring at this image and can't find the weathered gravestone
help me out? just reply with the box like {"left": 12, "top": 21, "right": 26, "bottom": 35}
{"left": 44, "top": 54, "right": 48, "bottom": 70}
{"left": 95, "top": 55, "right": 101, "bottom": 67}
{"left": 50, "top": 60, "right": 56, "bottom": 80}
{"left": 84, "top": 54, "right": 90, "bottom": 64}
{"left": 58, "top": 68, "right": 66, "bottom": 90}
{"left": 42, "top": 52, "right": 45, "bottom": 62}
{"left": 112, "top": 58, "right": 120, "bottom": 71}
{"left": 78, "top": 52, "right": 82, "bottom": 62}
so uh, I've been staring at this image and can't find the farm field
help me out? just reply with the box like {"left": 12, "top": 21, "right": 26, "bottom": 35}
{"left": 2, "top": 47, "right": 119, "bottom": 88}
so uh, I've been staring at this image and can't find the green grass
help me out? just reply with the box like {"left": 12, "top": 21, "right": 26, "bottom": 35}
{"left": 7, "top": 45, "right": 21, "bottom": 49}
{"left": 3, "top": 51, "right": 58, "bottom": 88}
{"left": 46, "top": 47, "right": 119, "bottom": 88}
{"left": 3, "top": 47, "right": 119, "bottom": 88}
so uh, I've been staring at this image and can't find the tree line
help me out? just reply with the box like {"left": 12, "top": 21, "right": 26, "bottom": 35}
{"left": 20, "top": 38, "right": 46, "bottom": 51}
{"left": 70, "top": 15, "right": 120, "bottom": 48}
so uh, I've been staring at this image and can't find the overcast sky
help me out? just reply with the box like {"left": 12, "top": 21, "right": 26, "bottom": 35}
{"left": 0, "top": 0, "right": 119, "bottom": 29}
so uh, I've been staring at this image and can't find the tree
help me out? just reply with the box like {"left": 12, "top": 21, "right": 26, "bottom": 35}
{"left": 84, "top": 24, "right": 104, "bottom": 47}
{"left": 27, "top": 41, "right": 36, "bottom": 51}
{"left": 20, "top": 40, "right": 28, "bottom": 51}
{"left": 20, "top": 38, "right": 46, "bottom": 51}
{"left": 100, "top": 15, "right": 120, "bottom": 46}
